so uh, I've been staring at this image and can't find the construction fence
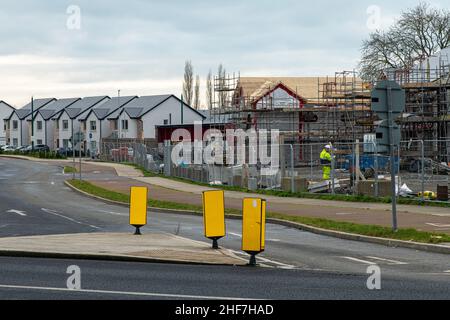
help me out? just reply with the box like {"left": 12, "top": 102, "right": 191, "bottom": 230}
{"left": 100, "top": 139, "right": 450, "bottom": 203}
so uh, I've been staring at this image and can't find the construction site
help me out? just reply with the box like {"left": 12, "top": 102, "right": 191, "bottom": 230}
{"left": 106, "top": 51, "right": 450, "bottom": 202}
{"left": 171, "top": 49, "right": 450, "bottom": 199}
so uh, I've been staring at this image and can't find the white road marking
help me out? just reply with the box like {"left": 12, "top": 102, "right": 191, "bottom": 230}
{"left": 229, "top": 249, "right": 296, "bottom": 269}
{"left": 256, "top": 256, "right": 296, "bottom": 269}
{"left": 229, "top": 232, "right": 242, "bottom": 238}
{"left": 336, "top": 212, "right": 353, "bottom": 215}
{"left": 444, "top": 270, "right": 450, "bottom": 273}
{"left": 0, "top": 284, "right": 256, "bottom": 300}
{"left": 431, "top": 214, "right": 450, "bottom": 217}
{"left": 426, "top": 223, "right": 450, "bottom": 228}
{"left": 228, "top": 232, "right": 280, "bottom": 242}
{"left": 96, "top": 209, "right": 125, "bottom": 216}
{"left": 41, "top": 208, "right": 100, "bottom": 229}
{"left": 365, "top": 256, "right": 408, "bottom": 265}
{"left": 6, "top": 209, "right": 27, "bottom": 217}
{"left": 340, "top": 256, "right": 377, "bottom": 265}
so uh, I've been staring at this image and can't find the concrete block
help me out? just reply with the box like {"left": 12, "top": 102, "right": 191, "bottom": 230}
{"left": 281, "top": 177, "right": 308, "bottom": 192}
{"left": 248, "top": 178, "right": 258, "bottom": 191}
{"left": 357, "top": 180, "right": 391, "bottom": 197}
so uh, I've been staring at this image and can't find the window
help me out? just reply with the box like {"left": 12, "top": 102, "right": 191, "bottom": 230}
{"left": 63, "top": 139, "right": 69, "bottom": 148}
{"left": 12, "top": 120, "right": 18, "bottom": 130}
{"left": 121, "top": 119, "right": 128, "bottom": 131}
{"left": 90, "top": 121, "right": 97, "bottom": 131}
{"left": 163, "top": 119, "right": 168, "bottom": 125}
{"left": 56, "top": 139, "right": 59, "bottom": 148}
{"left": 12, "top": 138, "right": 18, "bottom": 147}
{"left": 62, "top": 120, "right": 69, "bottom": 130}
{"left": 37, "top": 139, "right": 43, "bottom": 145}
{"left": 3, "top": 121, "right": 6, "bottom": 131}
{"left": 56, "top": 120, "right": 59, "bottom": 129}
{"left": 37, "top": 121, "right": 42, "bottom": 131}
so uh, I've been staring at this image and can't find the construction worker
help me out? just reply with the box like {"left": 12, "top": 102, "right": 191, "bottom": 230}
{"left": 320, "top": 144, "right": 333, "bottom": 180}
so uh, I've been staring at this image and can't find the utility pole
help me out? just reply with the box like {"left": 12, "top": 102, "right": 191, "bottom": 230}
{"left": 181, "top": 94, "right": 184, "bottom": 125}
{"left": 31, "top": 97, "right": 34, "bottom": 152}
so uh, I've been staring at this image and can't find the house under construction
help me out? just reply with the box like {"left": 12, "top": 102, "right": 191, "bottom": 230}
{"left": 211, "top": 52, "right": 450, "bottom": 165}
{"left": 211, "top": 72, "right": 374, "bottom": 164}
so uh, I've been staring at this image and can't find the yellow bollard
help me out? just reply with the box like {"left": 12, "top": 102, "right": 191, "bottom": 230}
{"left": 202, "top": 190, "right": 226, "bottom": 249}
{"left": 129, "top": 186, "right": 148, "bottom": 235}
{"left": 242, "top": 198, "right": 266, "bottom": 266}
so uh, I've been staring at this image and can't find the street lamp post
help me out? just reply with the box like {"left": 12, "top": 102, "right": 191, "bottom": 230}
{"left": 31, "top": 97, "right": 34, "bottom": 152}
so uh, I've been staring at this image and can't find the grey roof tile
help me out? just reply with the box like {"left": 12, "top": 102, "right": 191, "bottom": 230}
{"left": 64, "top": 96, "right": 109, "bottom": 119}
{"left": 16, "top": 98, "right": 55, "bottom": 120}
{"left": 79, "top": 96, "right": 136, "bottom": 121}
{"left": 38, "top": 98, "right": 80, "bottom": 120}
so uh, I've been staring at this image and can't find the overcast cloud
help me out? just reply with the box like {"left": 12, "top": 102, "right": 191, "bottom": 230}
{"left": 0, "top": 0, "right": 447, "bottom": 107}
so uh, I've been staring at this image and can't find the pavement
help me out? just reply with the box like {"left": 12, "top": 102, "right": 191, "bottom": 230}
{"left": 0, "top": 232, "right": 244, "bottom": 265}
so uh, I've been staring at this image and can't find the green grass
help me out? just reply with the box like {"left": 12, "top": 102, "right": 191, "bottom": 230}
{"left": 124, "top": 163, "right": 450, "bottom": 208}
{"left": 63, "top": 166, "right": 77, "bottom": 174}
{"left": 68, "top": 179, "right": 203, "bottom": 212}
{"left": 267, "top": 213, "right": 450, "bottom": 244}
{"left": 0, "top": 150, "right": 67, "bottom": 159}
{"left": 67, "top": 179, "right": 450, "bottom": 244}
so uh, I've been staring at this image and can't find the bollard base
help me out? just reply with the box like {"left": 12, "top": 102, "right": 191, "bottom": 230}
{"left": 212, "top": 238, "right": 219, "bottom": 249}
{"left": 247, "top": 252, "right": 258, "bottom": 266}
{"left": 133, "top": 226, "right": 142, "bottom": 235}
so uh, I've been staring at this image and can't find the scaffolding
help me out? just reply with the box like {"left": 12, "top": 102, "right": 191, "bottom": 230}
{"left": 210, "top": 57, "right": 450, "bottom": 162}
{"left": 212, "top": 71, "right": 373, "bottom": 148}
{"left": 385, "top": 54, "right": 450, "bottom": 161}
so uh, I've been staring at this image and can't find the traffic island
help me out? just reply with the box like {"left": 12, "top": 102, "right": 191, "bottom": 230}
{"left": 0, "top": 232, "right": 246, "bottom": 266}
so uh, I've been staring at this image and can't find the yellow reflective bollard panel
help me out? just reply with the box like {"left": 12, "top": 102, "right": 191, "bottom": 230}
{"left": 129, "top": 186, "right": 148, "bottom": 235}
{"left": 202, "top": 190, "right": 226, "bottom": 249}
{"left": 242, "top": 198, "right": 266, "bottom": 266}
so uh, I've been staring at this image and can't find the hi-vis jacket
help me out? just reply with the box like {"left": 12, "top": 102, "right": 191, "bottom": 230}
{"left": 320, "top": 149, "right": 332, "bottom": 166}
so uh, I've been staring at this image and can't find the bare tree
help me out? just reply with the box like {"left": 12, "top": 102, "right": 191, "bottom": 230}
{"left": 206, "top": 70, "right": 213, "bottom": 110}
{"left": 217, "top": 64, "right": 228, "bottom": 109}
{"left": 358, "top": 3, "right": 450, "bottom": 81}
{"left": 193, "top": 75, "right": 200, "bottom": 110}
{"left": 182, "top": 60, "right": 194, "bottom": 105}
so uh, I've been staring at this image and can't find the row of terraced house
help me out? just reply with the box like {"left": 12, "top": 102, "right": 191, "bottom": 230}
{"left": 1, "top": 94, "right": 205, "bottom": 155}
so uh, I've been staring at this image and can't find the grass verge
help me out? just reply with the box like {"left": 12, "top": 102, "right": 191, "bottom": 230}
{"left": 125, "top": 163, "right": 450, "bottom": 208}
{"left": 67, "top": 179, "right": 450, "bottom": 244}
{"left": 63, "top": 166, "right": 77, "bottom": 174}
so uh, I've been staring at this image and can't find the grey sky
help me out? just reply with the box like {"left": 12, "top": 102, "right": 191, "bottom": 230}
{"left": 0, "top": 0, "right": 447, "bottom": 107}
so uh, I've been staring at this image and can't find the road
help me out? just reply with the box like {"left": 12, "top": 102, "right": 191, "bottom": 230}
{"left": 0, "top": 158, "right": 449, "bottom": 299}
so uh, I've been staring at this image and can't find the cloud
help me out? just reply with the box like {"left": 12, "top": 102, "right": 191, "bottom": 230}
{"left": 0, "top": 0, "right": 447, "bottom": 107}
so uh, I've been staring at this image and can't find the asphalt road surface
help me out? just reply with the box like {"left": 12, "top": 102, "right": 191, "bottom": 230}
{"left": 0, "top": 158, "right": 449, "bottom": 299}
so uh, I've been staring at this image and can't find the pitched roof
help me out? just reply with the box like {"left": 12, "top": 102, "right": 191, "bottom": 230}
{"left": 108, "top": 95, "right": 206, "bottom": 120}
{"left": 236, "top": 77, "right": 330, "bottom": 103}
{"left": 1, "top": 101, "right": 15, "bottom": 121}
{"left": 37, "top": 98, "right": 80, "bottom": 120}
{"left": 60, "top": 96, "right": 109, "bottom": 119}
{"left": 14, "top": 98, "right": 56, "bottom": 120}
{"left": 0, "top": 101, "right": 15, "bottom": 110}
{"left": 107, "top": 95, "right": 171, "bottom": 119}
{"left": 79, "top": 96, "right": 137, "bottom": 121}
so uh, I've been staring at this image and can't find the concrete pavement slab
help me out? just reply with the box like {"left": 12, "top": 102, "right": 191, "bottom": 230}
{"left": 0, "top": 232, "right": 245, "bottom": 265}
